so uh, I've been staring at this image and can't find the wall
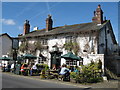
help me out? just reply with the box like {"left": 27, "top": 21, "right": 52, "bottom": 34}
{"left": 47, "top": 35, "right": 66, "bottom": 67}
{"left": 77, "top": 32, "right": 98, "bottom": 57}
{"left": 88, "top": 54, "right": 104, "bottom": 73}
{"left": 0, "top": 36, "right": 2, "bottom": 57}
{"left": 18, "top": 31, "right": 101, "bottom": 68}
{"left": 99, "top": 23, "right": 116, "bottom": 55}
{"left": 47, "top": 32, "right": 98, "bottom": 67}
{"left": 98, "top": 28, "right": 106, "bottom": 54}
{"left": 116, "top": 59, "right": 120, "bottom": 76}
{"left": 0, "top": 35, "right": 12, "bottom": 57}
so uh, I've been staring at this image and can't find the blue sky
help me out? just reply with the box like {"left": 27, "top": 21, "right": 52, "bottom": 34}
{"left": 2, "top": 2, "right": 118, "bottom": 42}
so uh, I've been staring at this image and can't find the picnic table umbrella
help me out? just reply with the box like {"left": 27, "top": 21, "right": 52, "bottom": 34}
{"left": 22, "top": 54, "right": 37, "bottom": 59}
{"left": 22, "top": 54, "right": 37, "bottom": 64}
{"left": 61, "top": 52, "right": 82, "bottom": 60}
{"left": 0, "top": 57, "right": 13, "bottom": 60}
{"left": 0, "top": 56, "right": 13, "bottom": 72}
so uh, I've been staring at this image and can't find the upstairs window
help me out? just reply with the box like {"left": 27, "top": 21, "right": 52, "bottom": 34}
{"left": 41, "top": 39, "right": 48, "bottom": 45}
{"left": 65, "top": 36, "right": 72, "bottom": 43}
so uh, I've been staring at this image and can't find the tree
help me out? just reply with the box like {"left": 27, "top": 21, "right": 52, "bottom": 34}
{"left": 19, "top": 41, "right": 28, "bottom": 53}
{"left": 34, "top": 41, "right": 43, "bottom": 51}
{"left": 63, "top": 41, "right": 73, "bottom": 51}
{"left": 73, "top": 42, "right": 80, "bottom": 55}
{"left": 63, "top": 41, "right": 80, "bottom": 55}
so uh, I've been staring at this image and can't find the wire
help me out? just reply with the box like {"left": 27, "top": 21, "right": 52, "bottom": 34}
{"left": 29, "top": 2, "right": 62, "bottom": 20}
{"left": 46, "top": 1, "right": 51, "bottom": 15}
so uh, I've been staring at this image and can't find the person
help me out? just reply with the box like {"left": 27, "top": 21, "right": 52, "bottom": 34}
{"left": 6, "top": 62, "right": 11, "bottom": 72}
{"left": 20, "top": 64, "right": 25, "bottom": 73}
{"left": 30, "top": 64, "right": 37, "bottom": 76}
{"left": 59, "top": 64, "right": 70, "bottom": 78}
{"left": 20, "top": 64, "right": 29, "bottom": 75}
{"left": 11, "top": 63, "right": 15, "bottom": 73}
{"left": 58, "top": 66, "right": 62, "bottom": 74}
{"left": 73, "top": 66, "right": 79, "bottom": 73}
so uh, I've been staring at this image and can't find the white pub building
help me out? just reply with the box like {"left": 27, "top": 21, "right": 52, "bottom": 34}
{"left": 18, "top": 5, "right": 118, "bottom": 71}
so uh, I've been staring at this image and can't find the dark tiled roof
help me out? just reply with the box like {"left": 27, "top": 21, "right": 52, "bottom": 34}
{"left": 18, "top": 21, "right": 108, "bottom": 38}
{"left": 0, "top": 33, "right": 13, "bottom": 40}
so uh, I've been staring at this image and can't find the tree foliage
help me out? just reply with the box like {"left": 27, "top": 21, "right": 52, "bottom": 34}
{"left": 19, "top": 41, "right": 28, "bottom": 53}
{"left": 34, "top": 41, "right": 43, "bottom": 50}
{"left": 63, "top": 41, "right": 80, "bottom": 55}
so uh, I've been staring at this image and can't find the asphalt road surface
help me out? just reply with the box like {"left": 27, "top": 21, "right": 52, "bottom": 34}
{"left": 2, "top": 73, "right": 91, "bottom": 89}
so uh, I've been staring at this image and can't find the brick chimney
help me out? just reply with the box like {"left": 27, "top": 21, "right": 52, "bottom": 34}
{"left": 23, "top": 20, "right": 30, "bottom": 35}
{"left": 92, "top": 4, "right": 103, "bottom": 24}
{"left": 46, "top": 15, "right": 53, "bottom": 31}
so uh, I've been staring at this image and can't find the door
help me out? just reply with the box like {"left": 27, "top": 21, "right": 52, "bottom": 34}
{"left": 50, "top": 52, "right": 61, "bottom": 69}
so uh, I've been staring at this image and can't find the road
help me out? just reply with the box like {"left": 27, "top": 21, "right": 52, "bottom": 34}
{"left": 2, "top": 73, "right": 91, "bottom": 89}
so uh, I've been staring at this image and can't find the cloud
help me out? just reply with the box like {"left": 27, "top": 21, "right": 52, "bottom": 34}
{"left": 1, "top": 18, "right": 16, "bottom": 25}
{"left": 18, "top": 26, "right": 23, "bottom": 31}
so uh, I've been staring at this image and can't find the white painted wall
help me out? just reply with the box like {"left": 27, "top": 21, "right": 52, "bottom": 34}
{"left": 48, "top": 35, "right": 66, "bottom": 67}
{"left": 88, "top": 54, "right": 104, "bottom": 74}
{"left": 18, "top": 32, "right": 99, "bottom": 67}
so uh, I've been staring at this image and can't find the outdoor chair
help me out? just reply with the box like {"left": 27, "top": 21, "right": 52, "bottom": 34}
{"left": 31, "top": 69, "right": 38, "bottom": 76}
{"left": 20, "top": 69, "right": 29, "bottom": 76}
{"left": 58, "top": 74, "right": 70, "bottom": 81}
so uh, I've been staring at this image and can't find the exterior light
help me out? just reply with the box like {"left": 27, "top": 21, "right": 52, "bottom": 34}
{"left": 52, "top": 45, "right": 59, "bottom": 52}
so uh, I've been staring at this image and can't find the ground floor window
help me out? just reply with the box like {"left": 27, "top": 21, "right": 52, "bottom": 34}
{"left": 66, "top": 60, "right": 77, "bottom": 66}
{"left": 38, "top": 54, "right": 47, "bottom": 64}
{"left": 79, "top": 60, "right": 83, "bottom": 66}
{"left": 38, "top": 57, "right": 44, "bottom": 64}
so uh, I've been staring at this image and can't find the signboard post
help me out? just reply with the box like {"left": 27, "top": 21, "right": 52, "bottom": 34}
{"left": 12, "top": 38, "right": 19, "bottom": 73}
{"left": 12, "top": 38, "right": 19, "bottom": 50}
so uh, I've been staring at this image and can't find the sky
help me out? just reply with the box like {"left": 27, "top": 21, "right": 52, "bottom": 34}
{"left": 2, "top": 2, "right": 119, "bottom": 43}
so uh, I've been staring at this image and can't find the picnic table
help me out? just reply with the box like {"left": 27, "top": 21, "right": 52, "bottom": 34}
{"left": 20, "top": 67, "right": 30, "bottom": 76}
{"left": 45, "top": 70, "right": 59, "bottom": 79}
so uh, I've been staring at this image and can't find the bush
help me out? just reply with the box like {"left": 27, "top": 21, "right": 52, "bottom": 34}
{"left": 80, "top": 61, "right": 103, "bottom": 83}
{"left": 70, "top": 72, "right": 80, "bottom": 83}
{"left": 40, "top": 69, "right": 46, "bottom": 79}
{"left": 86, "top": 77, "right": 103, "bottom": 83}
{"left": 70, "top": 72, "right": 76, "bottom": 79}
{"left": 36, "top": 64, "right": 49, "bottom": 71}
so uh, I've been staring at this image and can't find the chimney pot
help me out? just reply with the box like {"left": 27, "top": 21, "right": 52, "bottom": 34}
{"left": 98, "top": 4, "right": 101, "bottom": 8}
{"left": 46, "top": 14, "right": 53, "bottom": 31}
{"left": 23, "top": 20, "right": 30, "bottom": 35}
{"left": 92, "top": 4, "right": 103, "bottom": 24}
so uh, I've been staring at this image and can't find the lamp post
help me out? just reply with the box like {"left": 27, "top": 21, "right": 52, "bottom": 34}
{"left": 13, "top": 49, "right": 17, "bottom": 73}
{"left": 52, "top": 45, "right": 59, "bottom": 52}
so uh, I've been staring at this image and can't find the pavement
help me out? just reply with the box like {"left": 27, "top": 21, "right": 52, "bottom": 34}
{"left": 1, "top": 71, "right": 119, "bottom": 89}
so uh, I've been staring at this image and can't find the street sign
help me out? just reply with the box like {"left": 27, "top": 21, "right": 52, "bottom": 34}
{"left": 12, "top": 38, "right": 19, "bottom": 49}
